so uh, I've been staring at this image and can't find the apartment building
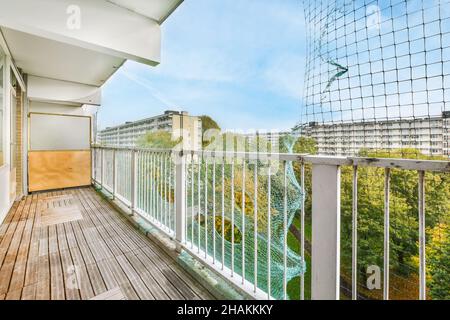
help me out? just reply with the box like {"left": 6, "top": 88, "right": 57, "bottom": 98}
{"left": 241, "top": 130, "right": 301, "bottom": 152}
{"left": 298, "top": 112, "right": 450, "bottom": 157}
{"left": 98, "top": 110, "right": 202, "bottom": 150}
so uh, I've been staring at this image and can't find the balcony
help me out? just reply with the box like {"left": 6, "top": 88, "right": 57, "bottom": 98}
{"left": 89, "top": 146, "right": 450, "bottom": 300}
{"left": 0, "top": 187, "right": 213, "bottom": 300}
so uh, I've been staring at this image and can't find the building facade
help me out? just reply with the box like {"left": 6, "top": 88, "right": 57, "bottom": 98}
{"left": 98, "top": 110, "right": 202, "bottom": 150}
{"left": 299, "top": 113, "right": 450, "bottom": 158}
{"left": 241, "top": 130, "right": 301, "bottom": 152}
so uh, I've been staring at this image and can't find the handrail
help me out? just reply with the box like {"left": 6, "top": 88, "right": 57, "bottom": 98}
{"left": 92, "top": 145, "right": 450, "bottom": 172}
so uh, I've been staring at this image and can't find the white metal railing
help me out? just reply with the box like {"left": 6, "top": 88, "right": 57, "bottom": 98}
{"left": 92, "top": 145, "right": 450, "bottom": 300}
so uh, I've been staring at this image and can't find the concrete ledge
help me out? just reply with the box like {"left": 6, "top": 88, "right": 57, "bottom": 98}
{"left": 93, "top": 185, "right": 252, "bottom": 300}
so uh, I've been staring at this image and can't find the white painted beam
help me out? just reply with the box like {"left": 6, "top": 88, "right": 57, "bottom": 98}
{"left": 27, "top": 75, "right": 101, "bottom": 106}
{"left": 0, "top": 0, "right": 161, "bottom": 65}
{"left": 311, "top": 164, "right": 341, "bottom": 300}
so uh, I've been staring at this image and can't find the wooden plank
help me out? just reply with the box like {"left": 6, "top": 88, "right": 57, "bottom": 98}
{"left": 75, "top": 265, "right": 95, "bottom": 300}
{"left": 0, "top": 187, "right": 215, "bottom": 300}
{"left": 133, "top": 249, "right": 185, "bottom": 300}
{"left": 49, "top": 252, "right": 65, "bottom": 300}
{"left": 79, "top": 188, "right": 212, "bottom": 300}
{"left": 90, "top": 287, "right": 125, "bottom": 300}
{"left": 40, "top": 208, "right": 83, "bottom": 227}
{"left": 64, "top": 223, "right": 78, "bottom": 249}
{"left": 21, "top": 284, "right": 37, "bottom": 300}
{"left": 85, "top": 263, "right": 107, "bottom": 296}
{"left": 0, "top": 196, "right": 32, "bottom": 295}
{"left": 24, "top": 194, "right": 43, "bottom": 287}
{"left": 96, "top": 259, "right": 119, "bottom": 291}
{"left": 35, "top": 255, "right": 50, "bottom": 300}
{"left": 119, "top": 282, "right": 139, "bottom": 300}
{"left": 0, "top": 199, "right": 27, "bottom": 266}
{"left": 5, "top": 288, "right": 21, "bottom": 300}
{"left": 59, "top": 249, "right": 81, "bottom": 300}
{"left": 28, "top": 150, "right": 91, "bottom": 192}
{"left": 125, "top": 251, "right": 170, "bottom": 300}
{"left": 8, "top": 195, "right": 36, "bottom": 290}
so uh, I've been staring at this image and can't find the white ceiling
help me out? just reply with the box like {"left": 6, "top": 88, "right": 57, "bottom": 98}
{"left": 1, "top": 27, "right": 124, "bottom": 87}
{"left": 107, "top": 0, "right": 183, "bottom": 23}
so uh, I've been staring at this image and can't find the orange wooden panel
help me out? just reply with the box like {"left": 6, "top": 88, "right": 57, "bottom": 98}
{"left": 28, "top": 151, "right": 91, "bottom": 192}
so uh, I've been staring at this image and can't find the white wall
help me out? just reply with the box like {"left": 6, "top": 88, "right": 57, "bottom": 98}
{"left": 0, "top": 56, "right": 12, "bottom": 224}
{"left": 29, "top": 101, "right": 98, "bottom": 117}
{"left": 29, "top": 101, "right": 98, "bottom": 145}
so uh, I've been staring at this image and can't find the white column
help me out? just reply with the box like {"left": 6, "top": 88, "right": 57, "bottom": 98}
{"left": 175, "top": 152, "right": 186, "bottom": 245}
{"left": 311, "top": 164, "right": 341, "bottom": 300}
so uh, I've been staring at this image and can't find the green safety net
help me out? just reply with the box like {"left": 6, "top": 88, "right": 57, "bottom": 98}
{"left": 186, "top": 138, "right": 306, "bottom": 300}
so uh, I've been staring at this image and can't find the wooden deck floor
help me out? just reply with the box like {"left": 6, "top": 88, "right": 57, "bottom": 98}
{"left": 0, "top": 187, "right": 214, "bottom": 300}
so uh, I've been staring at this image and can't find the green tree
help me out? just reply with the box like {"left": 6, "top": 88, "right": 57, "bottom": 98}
{"left": 137, "top": 130, "right": 181, "bottom": 149}
{"left": 340, "top": 148, "right": 450, "bottom": 298}
{"left": 427, "top": 222, "right": 450, "bottom": 299}
{"left": 200, "top": 115, "right": 221, "bottom": 148}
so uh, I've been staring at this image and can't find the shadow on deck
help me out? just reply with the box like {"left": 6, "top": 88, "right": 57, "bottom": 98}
{"left": 0, "top": 187, "right": 214, "bottom": 300}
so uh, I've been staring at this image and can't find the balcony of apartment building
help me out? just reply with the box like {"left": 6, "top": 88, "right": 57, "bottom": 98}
{"left": 1, "top": 0, "right": 450, "bottom": 302}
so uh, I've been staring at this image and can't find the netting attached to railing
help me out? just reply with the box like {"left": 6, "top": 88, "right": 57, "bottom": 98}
{"left": 297, "top": 0, "right": 450, "bottom": 159}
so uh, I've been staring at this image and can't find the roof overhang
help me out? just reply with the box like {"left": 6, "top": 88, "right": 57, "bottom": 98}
{"left": 0, "top": 0, "right": 182, "bottom": 106}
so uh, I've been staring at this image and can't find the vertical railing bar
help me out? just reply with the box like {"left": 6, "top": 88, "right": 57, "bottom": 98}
{"left": 126, "top": 151, "right": 129, "bottom": 200}
{"left": 112, "top": 149, "right": 116, "bottom": 199}
{"left": 221, "top": 158, "right": 225, "bottom": 270}
{"left": 160, "top": 153, "right": 163, "bottom": 226}
{"left": 153, "top": 152, "right": 156, "bottom": 221}
{"left": 92, "top": 147, "right": 96, "bottom": 184}
{"left": 213, "top": 156, "right": 216, "bottom": 264}
{"left": 205, "top": 157, "right": 208, "bottom": 259}
{"left": 267, "top": 163, "right": 271, "bottom": 299}
{"left": 131, "top": 149, "right": 136, "bottom": 213}
{"left": 174, "top": 149, "right": 186, "bottom": 244}
{"left": 148, "top": 152, "right": 151, "bottom": 218}
{"left": 352, "top": 165, "right": 358, "bottom": 300}
{"left": 140, "top": 151, "right": 143, "bottom": 210}
{"left": 283, "top": 160, "right": 288, "bottom": 300}
{"left": 191, "top": 153, "right": 194, "bottom": 248}
{"left": 150, "top": 152, "right": 154, "bottom": 220}
{"left": 242, "top": 158, "right": 246, "bottom": 285}
{"left": 143, "top": 151, "right": 146, "bottom": 212}
{"left": 164, "top": 153, "right": 168, "bottom": 230}
{"left": 418, "top": 170, "right": 426, "bottom": 301}
{"left": 137, "top": 151, "right": 141, "bottom": 210}
{"left": 383, "top": 167, "right": 391, "bottom": 300}
{"left": 137, "top": 151, "right": 140, "bottom": 209}
{"left": 300, "top": 162, "right": 305, "bottom": 300}
{"left": 184, "top": 153, "right": 188, "bottom": 245}
{"left": 197, "top": 154, "right": 201, "bottom": 253}
{"left": 254, "top": 162, "right": 258, "bottom": 292}
{"left": 231, "top": 158, "right": 235, "bottom": 277}
{"left": 100, "top": 148, "right": 104, "bottom": 189}
{"left": 156, "top": 153, "right": 159, "bottom": 223}
{"left": 169, "top": 153, "right": 172, "bottom": 232}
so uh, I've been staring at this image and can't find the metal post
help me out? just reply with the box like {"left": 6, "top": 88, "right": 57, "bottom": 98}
{"left": 311, "top": 164, "right": 341, "bottom": 300}
{"left": 352, "top": 165, "right": 358, "bottom": 300}
{"left": 175, "top": 151, "right": 186, "bottom": 246}
{"left": 112, "top": 149, "right": 116, "bottom": 199}
{"left": 418, "top": 170, "right": 426, "bottom": 300}
{"left": 130, "top": 149, "right": 137, "bottom": 214}
{"left": 384, "top": 168, "right": 390, "bottom": 300}
{"left": 100, "top": 148, "right": 104, "bottom": 189}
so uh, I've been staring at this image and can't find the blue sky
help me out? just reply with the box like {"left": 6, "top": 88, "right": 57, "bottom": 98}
{"left": 98, "top": 0, "right": 306, "bottom": 131}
